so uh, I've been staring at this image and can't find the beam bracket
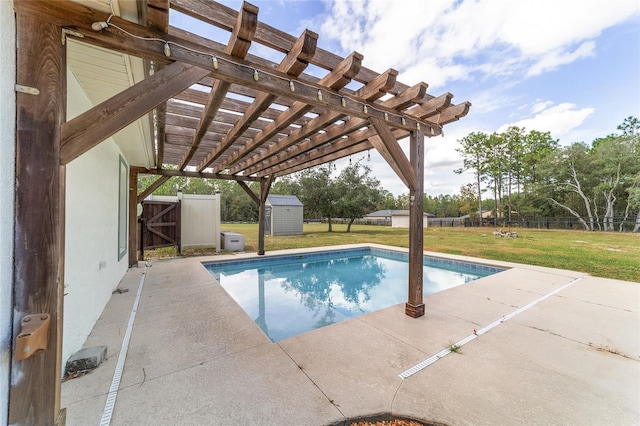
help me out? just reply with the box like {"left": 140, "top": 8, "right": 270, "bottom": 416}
{"left": 15, "top": 84, "right": 39, "bottom": 96}
{"left": 14, "top": 314, "right": 51, "bottom": 361}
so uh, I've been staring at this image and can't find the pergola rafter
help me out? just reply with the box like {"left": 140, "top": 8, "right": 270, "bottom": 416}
{"left": 16, "top": 0, "right": 471, "bottom": 177}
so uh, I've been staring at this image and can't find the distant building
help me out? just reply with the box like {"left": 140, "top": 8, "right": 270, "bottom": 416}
{"left": 364, "top": 209, "right": 401, "bottom": 221}
{"left": 390, "top": 210, "right": 434, "bottom": 228}
{"left": 265, "top": 195, "right": 304, "bottom": 236}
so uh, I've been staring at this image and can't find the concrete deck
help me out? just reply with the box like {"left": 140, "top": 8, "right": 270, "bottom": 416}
{"left": 61, "top": 245, "right": 640, "bottom": 425}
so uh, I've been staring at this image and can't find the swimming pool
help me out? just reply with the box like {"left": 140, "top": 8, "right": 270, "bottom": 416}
{"left": 204, "top": 247, "right": 505, "bottom": 342}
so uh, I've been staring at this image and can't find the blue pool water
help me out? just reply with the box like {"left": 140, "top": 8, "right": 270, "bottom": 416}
{"left": 204, "top": 248, "right": 504, "bottom": 342}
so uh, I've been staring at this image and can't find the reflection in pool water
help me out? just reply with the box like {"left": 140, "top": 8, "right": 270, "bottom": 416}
{"left": 206, "top": 249, "right": 500, "bottom": 342}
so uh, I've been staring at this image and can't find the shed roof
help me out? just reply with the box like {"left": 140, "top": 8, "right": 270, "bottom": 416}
{"left": 366, "top": 209, "right": 403, "bottom": 217}
{"left": 267, "top": 194, "right": 303, "bottom": 207}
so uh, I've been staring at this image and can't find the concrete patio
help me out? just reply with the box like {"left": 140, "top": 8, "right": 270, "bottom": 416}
{"left": 61, "top": 245, "right": 640, "bottom": 425}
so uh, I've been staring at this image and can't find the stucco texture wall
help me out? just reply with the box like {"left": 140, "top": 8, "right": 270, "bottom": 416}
{"left": 62, "top": 69, "right": 129, "bottom": 365}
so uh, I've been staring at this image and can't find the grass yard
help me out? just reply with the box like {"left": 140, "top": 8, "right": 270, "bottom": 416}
{"left": 155, "top": 223, "right": 640, "bottom": 282}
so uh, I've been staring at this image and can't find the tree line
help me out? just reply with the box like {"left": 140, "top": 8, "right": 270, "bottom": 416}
{"left": 138, "top": 161, "right": 387, "bottom": 232}
{"left": 455, "top": 117, "right": 640, "bottom": 231}
{"left": 138, "top": 116, "right": 639, "bottom": 232}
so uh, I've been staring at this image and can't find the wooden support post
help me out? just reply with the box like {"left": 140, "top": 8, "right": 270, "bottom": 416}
{"left": 406, "top": 129, "right": 425, "bottom": 318}
{"left": 257, "top": 176, "right": 274, "bottom": 255}
{"left": 129, "top": 168, "right": 139, "bottom": 266}
{"left": 10, "top": 14, "right": 66, "bottom": 425}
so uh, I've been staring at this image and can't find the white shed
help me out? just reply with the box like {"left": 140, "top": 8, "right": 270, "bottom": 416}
{"left": 266, "top": 195, "right": 303, "bottom": 236}
{"left": 391, "top": 210, "right": 431, "bottom": 228}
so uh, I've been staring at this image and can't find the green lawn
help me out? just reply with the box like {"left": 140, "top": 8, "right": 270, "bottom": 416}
{"left": 173, "top": 223, "right": 640, "bottom": 282}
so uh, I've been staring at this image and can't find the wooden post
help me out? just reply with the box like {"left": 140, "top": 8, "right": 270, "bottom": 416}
{"left": 406, "top": 130, "right": 425, "bottom": 318}
{"left": 10, "top": 14, "right": 66, "bottom": 425}
{"left": 257, "top": 176, "right": 273, "bottom": 255}
{"left": 129, "top": 168, "right": 139, "bottom": 266}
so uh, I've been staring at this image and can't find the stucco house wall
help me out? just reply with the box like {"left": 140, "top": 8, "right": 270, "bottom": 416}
{"left": 0, "top": 0, "right": 16, "bottom": 421}
{"left": 62, "top": 68, "right": 131, "bottom": 366}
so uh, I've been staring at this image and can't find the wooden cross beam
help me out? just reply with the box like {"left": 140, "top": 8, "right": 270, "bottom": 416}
{"left": 60, "top": 61, "right": 210, "bottom": 165}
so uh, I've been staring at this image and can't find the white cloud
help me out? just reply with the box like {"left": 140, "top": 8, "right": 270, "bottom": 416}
{"left": 315, "top": 0, "right": 639, "bottom": 88}
{"left": 526, "top": 41, "right": 596, "bottom": 77}
{"left": 497, "top": 102, "right": 594, "bottom": 141}
{"left": 531, "top": 101, "right": 555, "bottom": 114}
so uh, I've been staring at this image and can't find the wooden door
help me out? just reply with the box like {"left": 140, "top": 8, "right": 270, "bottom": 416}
{"left": 140, "top": 201, "right": 181, "bottom": 257}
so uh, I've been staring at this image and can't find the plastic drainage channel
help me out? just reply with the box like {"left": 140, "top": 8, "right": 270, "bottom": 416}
{"left": 100, "top": 267, "right": 147, "bottom": 426}
{"left": 398, "top": 275, "right": 586, "bottom": 379}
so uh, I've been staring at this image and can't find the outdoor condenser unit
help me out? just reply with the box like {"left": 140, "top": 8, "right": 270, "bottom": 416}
{"left": 220, "top": 231, "right": 245, "bottom": 251}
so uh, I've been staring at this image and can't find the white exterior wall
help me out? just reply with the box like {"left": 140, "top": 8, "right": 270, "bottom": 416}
{"left": 271, "top": 206, "right": 303, "bottom": 236}
{"left": 62, "top": 69, "right": 129, "bottom": 365}
{"left": 0, "top": 1, "right": 15, "bottom": 421}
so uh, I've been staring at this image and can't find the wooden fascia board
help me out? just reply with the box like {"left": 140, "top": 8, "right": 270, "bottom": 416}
{"left": 370, "top": 117, "right": 417, "bottom": 191}
{"left": 219, "top": 52, "right": 362, "bottom": 173}
{"left": 60, "top": 61, "right": 210, "bottom": 165}
{"left": 201, "top": 29, "right": 318, "bottom": 172}
{"left": 179, "top": 1, "right": 258, "bottom": 169}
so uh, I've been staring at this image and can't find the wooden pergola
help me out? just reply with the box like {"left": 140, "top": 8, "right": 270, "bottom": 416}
{"left": 11, "top": 0, "right": 469, "bottom": 423}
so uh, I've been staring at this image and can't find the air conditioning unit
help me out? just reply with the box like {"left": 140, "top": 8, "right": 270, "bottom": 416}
{"left": 220, "top": 231, "right": 245, "bottom": 251}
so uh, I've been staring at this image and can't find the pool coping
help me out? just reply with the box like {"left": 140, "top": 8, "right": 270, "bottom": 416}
{"left": 203, "top": 244, "right": 507, "bottom": 276}
{"left": 60, "top": 245, "right": 640, "bottom": 425}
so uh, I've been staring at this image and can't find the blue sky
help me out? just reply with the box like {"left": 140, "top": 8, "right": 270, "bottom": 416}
{"left": 174, "top": 0, "right": 640, "bottom": 196}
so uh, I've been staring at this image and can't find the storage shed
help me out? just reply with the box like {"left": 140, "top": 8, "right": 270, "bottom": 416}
{"left": 391, "top": 210, "right": 433, "bottom": 228}
{"left": 266, "top": 195, "right": 303, "bottom": 236}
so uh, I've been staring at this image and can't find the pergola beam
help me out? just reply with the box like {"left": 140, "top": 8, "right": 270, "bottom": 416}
{"left": 244, "top": 79, "right": 423, "bottom": 177}
{"left": 60, "top": 61, "right": 210, "bottom": 165}
{"left": 273, "top": 141, "right": 372, "bottom": 178}
{"left": 132, "top": 167, "right": 262, "bottom": 182}
{"left": 224, "top": 52, "right": 368, "bottom": 173}
{"left": 199, "top": 29, "right": 319, "bottom": 172}
{"left": 179, "top": 1, "right": 258, "bottom": 169}
{"left": 370, "top": 117, "right": 417, "bottom": 191}
{"left": 206, "top": 51, "right": 364, "bottom": 173}
{"left": 137, "top": 175, "right": 171, "bottom": 204}
{"left": 15, "top": 0, "right": 443, "bottom": 134}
